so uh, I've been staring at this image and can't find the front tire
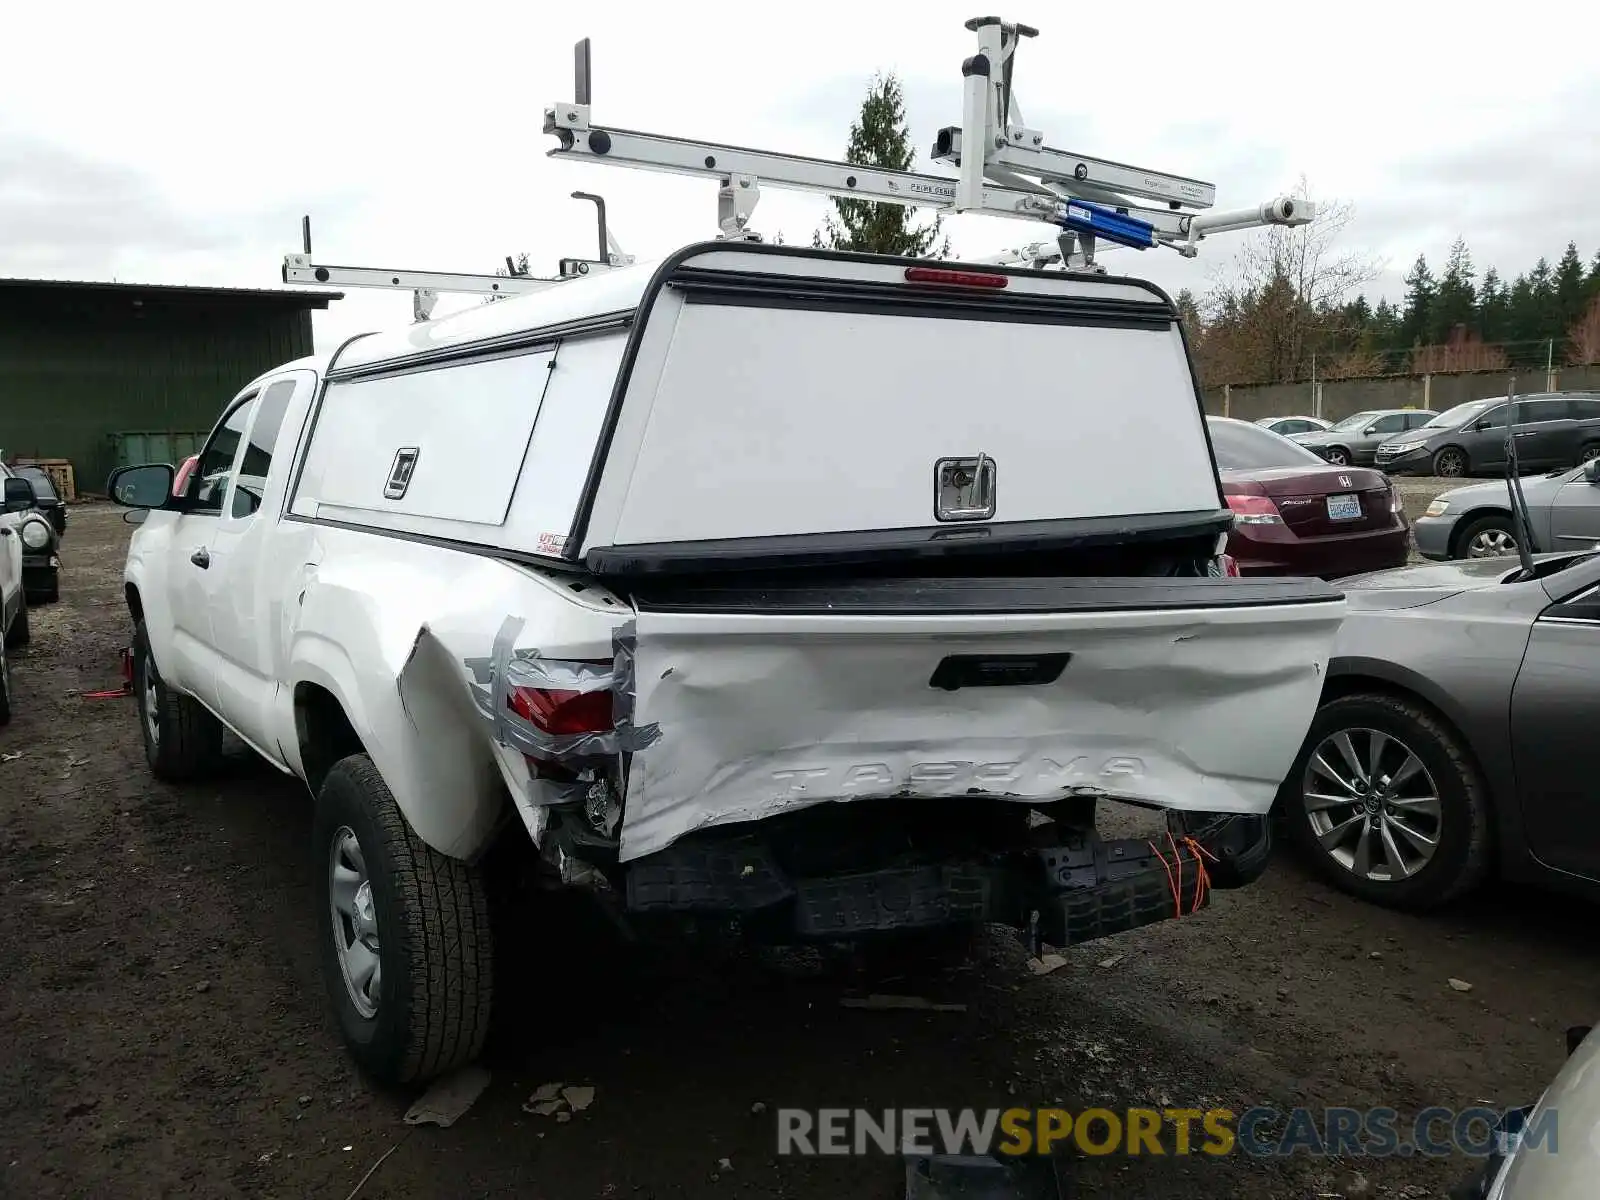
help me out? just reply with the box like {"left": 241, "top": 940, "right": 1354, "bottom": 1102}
{"left": 1284, "top": 693, "right": 1491, "bottom": 909}
{"left": 1432, "top": 446, "right": 1468, "bottom": 478}
{"left": 1579, "top": 443, "right": 1600, "bottom": 467}
{"left": 1454, "top": 514, "right": 1518, "bottom": 560}
{"left": 314, "top": 754, "right": 494, "bottom": 1085}
{"left": 133, "top": 622, "right": 223, "bottom": 780}
{"left": 1323, "top": 446, "right": 1351, "bottom": 466}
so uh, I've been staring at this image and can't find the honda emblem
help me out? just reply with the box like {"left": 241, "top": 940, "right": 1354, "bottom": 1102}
{"left": 1338, "top": 474, "right": 1352, "bottom": 488}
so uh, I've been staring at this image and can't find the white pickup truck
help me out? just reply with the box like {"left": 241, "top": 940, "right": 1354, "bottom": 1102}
{"left": 111, "top": 242, "right": 1345, "bottom": 1084}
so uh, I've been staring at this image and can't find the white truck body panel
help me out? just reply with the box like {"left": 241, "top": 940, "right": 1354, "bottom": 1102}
{"left": 621, "top": 598, "right": 1340, "bottom": 860}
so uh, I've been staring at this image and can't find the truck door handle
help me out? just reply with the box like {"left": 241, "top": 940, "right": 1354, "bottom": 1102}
{"left": 190, "top": 548, "right": 211, "bottom": 569}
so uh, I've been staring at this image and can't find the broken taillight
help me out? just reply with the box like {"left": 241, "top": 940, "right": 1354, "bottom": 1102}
{"left": 1217, "top": 553, "right": 1240, "bottom": 577}
{"left": 509, "top": 685, "right": 614, "bottom": 736}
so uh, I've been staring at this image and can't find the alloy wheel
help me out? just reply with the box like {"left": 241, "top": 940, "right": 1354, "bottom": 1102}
{"left": 329, "top": 826, "right": 382, "bottom": 1018}
{"left": 1582, "top": 446, "right": 1600, "bottom": 464}
{"left": 1434, "top": 449, "right": 1466, "bottom": 478}
{"left": 1302, "top": 727, "right": 1441, "bottom": 883}
{"left": 1325, "top": 449, "right": 1350, "bottom": 466}
{"left": 1466, "top": 527, "right": 1517, "bottom": 558}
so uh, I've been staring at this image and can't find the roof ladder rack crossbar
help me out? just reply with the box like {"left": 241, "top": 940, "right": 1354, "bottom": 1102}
{"left": 282, "top": 199, "right": 636, "bottom": 322}
{"left": 543, "top": 16, "right": 1317, "bottom": 266}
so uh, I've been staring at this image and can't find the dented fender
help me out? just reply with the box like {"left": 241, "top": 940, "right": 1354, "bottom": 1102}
{"left": 275, "top": 528, "right": 623, "bottom": 861}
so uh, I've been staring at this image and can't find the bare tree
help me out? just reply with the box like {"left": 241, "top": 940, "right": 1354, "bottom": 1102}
{"left": 1569, "top": 294, "right": 1600, "bottom": 365}
{"left": 1410, "top": 332, "right": 1509, "bottom": 374}
{"left": 1198, "top": 179, "right": 1380, "bottom": 384}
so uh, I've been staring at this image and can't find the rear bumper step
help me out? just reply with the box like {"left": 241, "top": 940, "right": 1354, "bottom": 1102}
{"left": 623, "top": 816, "right": 1269, "bottom": 946}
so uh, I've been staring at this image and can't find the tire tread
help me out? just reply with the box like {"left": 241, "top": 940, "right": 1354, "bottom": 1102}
{"left": 329, "top": 754, "right": 493, "bottom": 1083}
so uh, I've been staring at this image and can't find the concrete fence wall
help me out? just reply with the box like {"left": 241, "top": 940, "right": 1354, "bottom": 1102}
{"left": 1203, "top": 366, "right": 1600, "bottom": 423}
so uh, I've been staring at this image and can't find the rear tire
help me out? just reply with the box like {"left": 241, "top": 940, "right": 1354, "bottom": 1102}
{"left": 0, "top": 636, "right": 12, "bottom": 725}
{"left": 1324, "top": 446, "right": 1352, "bottom": 466}
{"left": 26, "top": 570, "right": 59, "bottom": 605}
{"left": 314, "top": 754, "right": 495, "bottom": 1085}
{"left": 4, "top": 599, "right": 29, "bottom": 650}
{"left": 1432, "top": 446, "right": 1468, "bottom": 478}
{"left": 133, "top": 622, "right": 223, "bottom": 781}
{"left": 1453, "top": 513, "right": 1519, "bottom": 560}
{"left": 1283, "top": 693, "right": 1491, "bottom": 910}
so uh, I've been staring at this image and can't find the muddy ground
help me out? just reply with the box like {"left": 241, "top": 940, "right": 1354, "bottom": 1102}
{"left": 2, "top": 494, "right": 1595, "bottom": 1200}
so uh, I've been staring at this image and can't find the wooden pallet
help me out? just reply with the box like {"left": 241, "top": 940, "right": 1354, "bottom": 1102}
{"left": 16, "top": 458, "right": 77, "bottom": 503}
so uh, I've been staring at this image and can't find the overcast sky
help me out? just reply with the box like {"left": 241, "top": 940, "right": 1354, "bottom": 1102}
{"left": 4, "top": 0, "right": 1598, "bottom": 353}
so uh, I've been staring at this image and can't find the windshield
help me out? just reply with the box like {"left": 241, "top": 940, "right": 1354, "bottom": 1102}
{"left": 16, "top": 467, "right": 57, "bottom": 501}
{"left": 1327, "top": 411, "right": 1380, "bottom": 432}
{"left": 1422, "top": 399, "right": 1499, "bottom": 430}
{"left": 1208, "top": 419, "right": 1329, "bottom": 471}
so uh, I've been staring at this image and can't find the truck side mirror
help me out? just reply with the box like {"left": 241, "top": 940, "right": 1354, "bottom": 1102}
{"left": 108, "top": 463, "right": 176, "bottom": 509}
{"left": 2, "top": 476, "right": 36, "bottom": 513}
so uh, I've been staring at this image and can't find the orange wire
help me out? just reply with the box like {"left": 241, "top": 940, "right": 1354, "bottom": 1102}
{"left": 1148, "top": 838, "right": 1182, "bottom": 917}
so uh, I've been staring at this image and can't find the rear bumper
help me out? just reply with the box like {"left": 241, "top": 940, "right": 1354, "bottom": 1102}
{"left": 624, "top": 811, "right": 1271, "bottom": 945}
{"left": 1228, "top": 526, "right": 1410, "bottom": 579}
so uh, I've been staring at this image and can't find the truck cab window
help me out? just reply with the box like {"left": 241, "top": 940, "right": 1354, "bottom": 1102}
{"left": 230, "top": 380, "right": 297, "bottom": 519}
{"left": 190, "top": 396, "right": 256, "bottom": 513}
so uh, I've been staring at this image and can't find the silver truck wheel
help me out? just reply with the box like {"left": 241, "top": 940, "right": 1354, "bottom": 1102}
{"left": 133, "top": 622, "right": 223, "bottom": 781}
{"left": 313, "top": 753, "right": 494, "bottom": 1085}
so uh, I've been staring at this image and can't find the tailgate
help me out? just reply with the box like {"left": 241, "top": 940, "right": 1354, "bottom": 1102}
{"left": 617, "top": 577, "right": 1344, "bottom": 861}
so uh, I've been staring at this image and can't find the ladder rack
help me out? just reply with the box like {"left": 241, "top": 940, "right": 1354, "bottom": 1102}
{"left": 282, "top": 14, "right": 1316, "bottom": 319}
{"left": 545, "top": 16, "right": 1315, "bottom": 269}
{"left": 281, "top": 198, "right": 635, "bottom": 321}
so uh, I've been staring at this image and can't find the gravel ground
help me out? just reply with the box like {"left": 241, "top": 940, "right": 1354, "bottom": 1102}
{"left": 3, "top": 499, "right": 1595, "bottom": 1200}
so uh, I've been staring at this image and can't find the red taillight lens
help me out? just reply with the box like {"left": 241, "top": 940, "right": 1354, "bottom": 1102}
{"left": 904, "top": 266, "right": 1009, "bottom": 289}
{"left": 509, "top": 685, "right": 613, "bottom": 736}
{"left": 1224, "top": 494, "right": 1283, "bottom": 525}
{"left": 1217, "top": 553, "right": 1240, "bottom": 577}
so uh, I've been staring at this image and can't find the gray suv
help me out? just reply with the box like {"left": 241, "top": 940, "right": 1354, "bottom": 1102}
{"left": 1374, "top": 392, "right": 1600, "bottom": 478}
{"left": 1290, "top": 408, "right": 1436, "bottom": 466}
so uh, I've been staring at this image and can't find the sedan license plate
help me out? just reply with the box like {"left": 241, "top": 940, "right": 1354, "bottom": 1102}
{"left": 1327, "top": 493, "right": 1362, "bottom": 521}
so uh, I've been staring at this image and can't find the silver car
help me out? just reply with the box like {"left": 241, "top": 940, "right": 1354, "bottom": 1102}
{"left": 1450, "top": 1020, "right": 1600, "bottom": 1199}
{"left": 1278, "top": 547, "right": 1600, "bottom": 909}
{"left": 1412, "top": 458, "right": 1600, "bottom": 560}
{"left": 1291, "top": 408, "right": 1437, "bottom": 466}
{"left": 1254, "top": 415, "right": 1330, "bottom": 437}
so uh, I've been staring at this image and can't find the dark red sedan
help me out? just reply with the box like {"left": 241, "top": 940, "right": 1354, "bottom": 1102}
{"left": 1208, "top": 417, "right": 1410, "bottom": 579}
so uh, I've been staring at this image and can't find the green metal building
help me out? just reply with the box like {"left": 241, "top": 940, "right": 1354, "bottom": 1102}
{"left": 0, "top": 278, "right": 342, "bottom": 495}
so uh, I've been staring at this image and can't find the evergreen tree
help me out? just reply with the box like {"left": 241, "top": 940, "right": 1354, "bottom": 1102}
{"left": 1432, "top": 238, "right": 1477, "bottom": 343}
{"left": 815, "top": 73, "right": 948, "bottom": 256}
{"left": 1477, "top": 268, "right": 1508, "bottom": 344}
{"left": 1555, "top": 241, "right": 1587, "bottom": 332}
{"left": 1400, "top": 255, "right": 1435, "bottom": 346}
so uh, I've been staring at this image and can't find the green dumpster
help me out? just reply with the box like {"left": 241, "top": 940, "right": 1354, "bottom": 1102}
{"left": 108, "top": 431, "right": 210, "bottom": 472}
